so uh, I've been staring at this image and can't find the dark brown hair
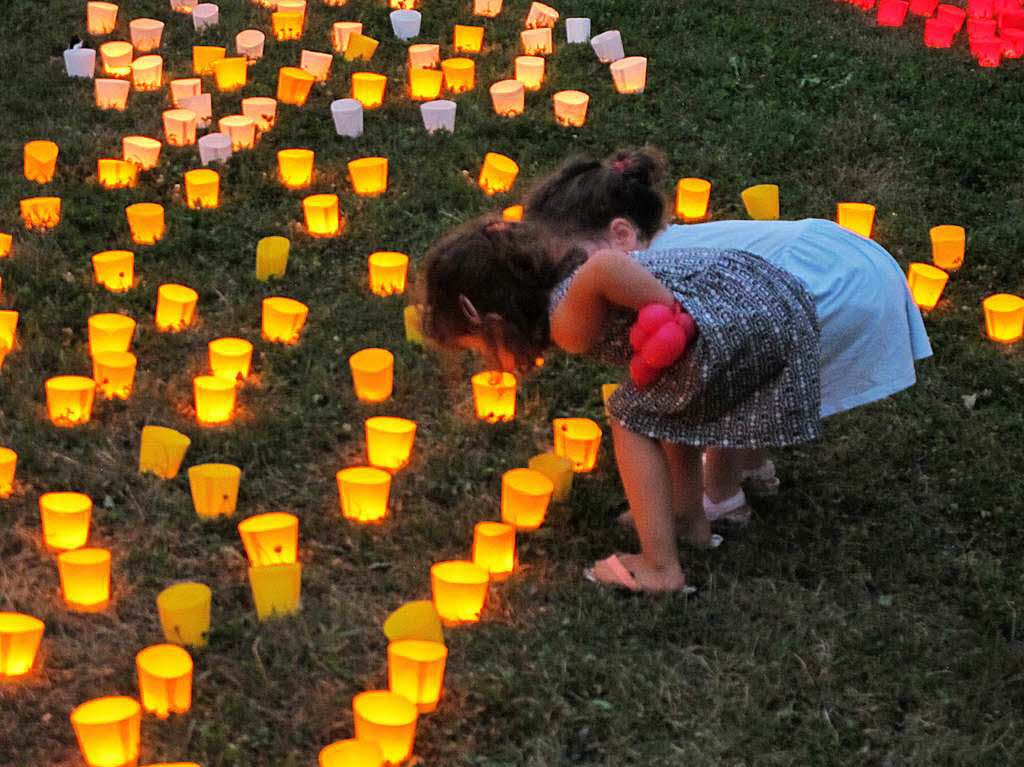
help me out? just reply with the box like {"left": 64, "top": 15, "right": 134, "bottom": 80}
{"left": 419, "top": 217, "right": 578, "bottom": 369}
{"left": 524, "top": 147, "right": 668, "bottom": 242}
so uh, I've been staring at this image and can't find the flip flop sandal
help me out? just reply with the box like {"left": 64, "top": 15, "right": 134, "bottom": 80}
{"left": 702, "top": 490, "right": 752, "bottom": 526}
{"left": 741, "top": 460, "right": 780, "bottom": 497}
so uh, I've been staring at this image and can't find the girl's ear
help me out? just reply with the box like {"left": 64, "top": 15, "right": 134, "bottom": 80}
{"left": 608, "top": 217, "right": 640, "bottom": 250}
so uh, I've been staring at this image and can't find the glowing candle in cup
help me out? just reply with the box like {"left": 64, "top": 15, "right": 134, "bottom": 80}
{"left": 0, "top": 613, "right": 44, "bottom": 678}
{"left": 501, "top": 468, "right": 554, "bottom": 530}
{"left": 45, "top": 376, "right": 96, "bottom": 427}
{"left": 349, "top": 348, "right": 395, "bottom": 402}
{"left": 58, "top": 548, "right": 111, "bottom": 612}
{"left": 472, "top": 521, "right": 516, "bottom": 579}
{"left": 39, "top": 492, "right": 92, "bottom": 551}
{"left": 136, "top": 644, "right": 193, "bottom": 718}
{"left": 430, "top": 560, "right": 488, "bottom": 625}
{"left": 70, "top": 696, "right": 140, "bottom": 766}
{"left": 336, "top": 466, "right": 392, "bottom": 522}
{"left": 352, "top": 691, "right": 419, "bottom": 765}
{"left": 261, "top": 297, "right": 309, "bottom": 344}
{"left": 675, "top": 178, "right": 712, "bottom": 222}
{"left": 471, "top": 371, "right": 516, "bottom": 422}
{"left": 388, "top": 639, "right": 448, "bottom": 712}
{"left": 906, "top": 263, "right": 949, "bottom": 310}
{"left": 188, "top": 463, "right": 241, "bottom": 519}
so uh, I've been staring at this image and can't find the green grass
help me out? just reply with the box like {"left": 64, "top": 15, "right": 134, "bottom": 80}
{"left": 2, "top": 0, "right": 1024, "bottom": 764}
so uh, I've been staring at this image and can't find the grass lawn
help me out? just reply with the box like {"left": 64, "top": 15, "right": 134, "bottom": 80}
{"left": 2, "top": 0, "right": 1024, "bottom": 764}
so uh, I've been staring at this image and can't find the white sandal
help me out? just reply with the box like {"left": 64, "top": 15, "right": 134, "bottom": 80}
{"left": 702, "top": 490, "right": 752, "bottom": 525}
{"left": 741, "top": 460, "right": 779, "bottom": 497}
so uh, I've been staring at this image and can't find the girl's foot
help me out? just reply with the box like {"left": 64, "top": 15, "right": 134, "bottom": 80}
{"left": 741, "top": 460, "right": 779, "bottom": 497}
{"left": 703, "top": 489, "right": 752, "bottom": 525}
{"left": 585, "top": 553, "right": 690, "bottom": 593}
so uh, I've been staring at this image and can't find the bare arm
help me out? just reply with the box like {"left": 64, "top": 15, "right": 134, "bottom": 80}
{"left": 550, "top": 248, "right": 675, "bottom": 354}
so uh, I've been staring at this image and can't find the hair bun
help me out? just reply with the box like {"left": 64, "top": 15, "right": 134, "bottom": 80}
{"left": 606, "top": 147, "right": 665, "bottom": 188}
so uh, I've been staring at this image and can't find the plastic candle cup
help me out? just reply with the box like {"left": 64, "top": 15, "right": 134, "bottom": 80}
{"left": 0, "top": 447, "right": 16, "bottom": 497}
{"left": 191, "top": 45, "right": 225, "bottom": 75}
{"left": 520, "top": 27, "right": 553, "bottom": 55}
{"left": 92, "top": 251, "right": 134, "bottom": 292}
{"left": 188, "top": 463, "right": 241, "bottom": 519}
{"left": 350, "top": 348, "right": 395, "bottom": 402}
{"left": 367, "top": 252, "right": 408, "bottom": 296}
{"left": 302, "top": 194, "right": 343, "bottom": 236}
{"left": 277, "top": 149, "right": 314, "bottom": 188}
{"left": 348, "top": 157, "right": 388, "bottom": 196}
{"left": 23, "top": 140, "right": 58, "bottom": 183}
{"left": 383, "top": 601, "right": 444, "bottom": 644}
{"left": 184, "top": 168, "right": 220, "bottom": 209}
{"left": 122, "top": 136, "right": 161, "bottom": 169}
{"left": 552, "top": 90, "right": 589, "bottom": 126}
{"left": 212, "top": 56, "right": 247, "bottom": 91}
{"left": 92, "top": 351, "right": 137, "bottom": 399}
{"left": 924, "top": 17, "right": 957, "bottom": 47}
{"left": 218, "top": 115, "right": 256, "bottom": 150}
{"left": 300, "top": 49, "right": 333, "bottom": 81}
{"left": 404, "top": 305, "right": 425, "bottom": 343}
{"left": 501, "top": 468, "right": 554, "bottom": 530}
{"left": 336, "top": 466, "right": 392, "bottom": 522}
{"left": 514, "top": 56, "right": 544, "bottom": 89}
{"left": 478, "top": 152, "right": 518, "bottom": 195}
{"left": 910, "top": 0, "right": 939, "bottom": 14}
{"left": 566, "top": 17, "right": 591, "bottom": 42}
{"left": 39, "top": 491, "right": 92, "bottom": 551}
{"left": 409, "top": 67, "right": 443, "bottom": 100}
{"left": 390, "top": 9, "right": 421, "bottom": 40}
{"left": 408, "top": 43, "right": 440, "bottom": 68}
{"left": 345, "top": 34, "right": 380, "bottom": 62}
{"left": 45, "top": 376, "right": 96, "bottom": 427}
{"left": 169, "top": 77, "right": 200, "bottom": 106}
{"left": 131, "top": 55, "right": 163, "bottom": 91}
{"left": 163, "top": 109, "right": 197, "bottom": 146}
{"left": 236, "top": 29, "right": 266, "bottom": 59}
{"left": 553, "top": 417, "right": 603, "bottom": 472}
{"left": 95, "top": 78, "right": 130, "bottom": 109}
{"left": 319, "top": 739, "right": 384, "bottom": 767}
{"left": 172, "top": 0, "right": 198, "bottom": 11}
{"left": 191, "top": 2, "right": 219, "bottom": 30}
{"left": 430, "top": 560, "right": 488, "bottom": 626}
{"left": 88, "top": 312, "right": 135, "bottom": 356}
{"left": 474, "top": 0, "right": 503, "bottom": 15}
{"left": 208, "top": 337, "right": 253, "bottom": 381}
{"left": 420, "top": 99, "right": 456, "bottom": 133}
{"left": 155, "top": 284, "right": 198, "bottom": 331}
{"left": 876, "top": 0, "right": 909, "bottom": 24}
{"left": 0, "top": 613, "right": 44, "bottom": 677}
{"left": 136, "top": 644, "right": 193, "bottom": 718}
{"left": 242, "top": 97, "right": 278, "bottom": 133}
{"left": 125, "top": 202, "right": 165, "bottom": 244}
{"left": 70, "top": 696, "right": 140, "bottom": 767}
{"left": 353, "top": 691, "right": 419, "bottom": 764}
{"left": 138, "top": 425, "right": 191, "bottom": 479}
{"left": 741, "top": 184, "right": 780, "bottom": 220}
{"left": 97, "top": 158, "right": 138, "bottom": 189}
{"left": 609, "top": 56, "right": 648, "bottom": 94}
{"left": 365, "top": 416, "right": 417, "bottom": 471}
{"left": 502, "top": 205, "right": 524, "bottom": 222}
{"left": 388, "top": 640, "right": 448, "bottom": 713}
{"left": 332, "top": 21, "right": 363, "bottom": 53}
{"left": 20, "top": 197, "right": 62, "bottom": 230}
{"left": 277, "top": 67, "right": 315, "bottom": 106}
{"left": 675, "top": 178, "right": 712, "bottom": 222}
{"left": 472, "top": 521, "right": 516, "bottom": 580}
{"left": 601, "top": 383, "right": 620, "bottom": 416}
{"left": 454, "top": 24, "right": 484, "bottom": 53}
{"left": 836, "top": 202, "right": 876, "bottom": 238}
{"left": 528, "top": 452, "right": 573, "bottom": 503}
{"left": 0, "top": 233, "right": 10, "bottom": 259}
{"left": 277, "top": 0, "right": 307, "bottom": 18}
{"left": 982, "top": 293, "right": 1024, "bottom": 342}
{"left": 490, "top": 80, "right": 525, "bottom": 116}
{"left": 99, "top": 41, "right": 133, "bottom": 77}
{"left": 441, "top": 57, "right": 475, "bottom": 92}
{"left": 194, "top": 375, "right": 236, "bottom": 425}
{"left": 261, "top": 297, "right": 309, "bottom": 344}
{"left": 256, "top": 235, "right": 290, "bottom": 279}
{"left": 526, "top": 1, "right": 559, "bottom": 28}
{"left": 351, "top": 73, "right": 388, "bottom": 108}
{"left": 906, "top": 263, "right": 949, "bottom": 310}
{"left": 130, "top": 18, "right": 164, "bottom": 52}
{"left": 64, "top": 47, "right": 97, "bottom": 78}
{"left": 936, "top": 3, "right": 966, "bottom": 30}
{"left": 331, "top": 98, "right": 364, "bottom": 137}
{"left": 248, "top": 562, "right": 302, "bottom": 620}
{"left": 238, "top": 512, "right": 299, "bottom": 566}
{"left": 58, "top": 548, "right": 111, "bottom": 612}
{"left": 157, "top": 582, "right": 211, "bottom": 646}
{"left": 272, "top": 11, "right": 303, "bottom": 41}
{"left": 471, "top": 371, "right": 516, "bottom": 422}
{"left": 973, "top": 37, "right": 1003, "bottom": 68}
{"left": 590, "top": 29, "right": 625, "bottom": 62}
{"left": 87, "top": 2, "right": 118, "bottom": 35}
{"left": 930, "top": 225, "right": 966, "bottom": 270}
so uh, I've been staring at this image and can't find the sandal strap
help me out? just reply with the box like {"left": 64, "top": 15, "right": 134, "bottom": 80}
{"left": 703, "top": 489, "right": 747, "bottom": 516}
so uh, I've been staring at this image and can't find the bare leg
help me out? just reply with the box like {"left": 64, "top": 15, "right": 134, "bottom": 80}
{"left": 661, "top": 441, "right": 710, "bottom": 545}
{"left": 703, "top": 448, "right": 745, "bottom": 504}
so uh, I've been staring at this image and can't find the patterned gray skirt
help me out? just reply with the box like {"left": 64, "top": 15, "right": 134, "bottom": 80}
{"left": 549, "top": 247, "right": 823, "bottom": 448}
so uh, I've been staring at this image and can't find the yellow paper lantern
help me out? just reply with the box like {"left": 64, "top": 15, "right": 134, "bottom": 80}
{"left": 351, "top": 73, "right": 387, "bottom": 109}
{"left": 601, "top": 382, "right": 619, "bottom": 416}
{"left": 136, "top": 645, "right": 192, "bottom": 719}
{"left": 39, "top": 491, "right": 92, "bottom": 551}
{"left": 336, "top": 466, "right": 392, "bottom": 522}
{"left": 514, "top": 55, "right": 544, "bottom": 90}
{"left": 0, "top": 613, "right": 44, "bottom": 678}
{"left": 430, "top": 560, "right": 488, "bottom": 625}
{"left": 208, "top": 337, "right": 253, "bottom": 381}
{"left": 383, "top": 600, "right": 444, "bottom": 644}
{"left": 157, "top": 582, "right": 211, "bottom": 647}
{"left": 352, "top": 691, "right": 419, "bottom": 765}
{"left": 0, "top": 233, "right": 10, "bottom": 259}
{"left": 348, "top": 156, "right": 388, "bottom": 196}
{"left": 155, "top": 283, "right": 197, "bottom": 331}
{"left": 126, "top": 202, "right": 165, "bottom": 244}
{"left": 184, "top": 168, "right": 220, "bottom": 209}
{"left": 277, "top": 66, "right": 315, "bottom": 106}
{"left": 277, "top": 0, "right": 307, "bottom": 18}
{"left": 58, "top": 548, "right": 111, "bottom": 612}
{"left": 741, "top": 183, "right": 780, "bottom": 220}
{"left": 525, "top": 1, "right": 559, "bottom": 28}
{"left": 388, "top": 640, "right": 448, "bottom": 713}
{"left": 300, "top": 49, "right": 333, "bottom": 82}
{"left": 256, "top": 235, "right": 289, "bottom": 279}
{"left": 88, "top": 312, "right": 135, "bottom": 357}
{"left": 553, "top": 417, "right": 602, "bottom": 472}
{"left": 478, "top": 152, "right": 519, "bottom": 195}
{"left": 100, "top": 41, "right": 133, "bottom": 76}
{"left": 212, "top": 56, "right": 247, "bottom": 91}
{"left": 368, "top": 252, "right": 408, "bottom": 296}
{"left": 95, "top": 78, "right": 130, "bottom": 109}
{"left": 23, "top": 140, "right": 58, "bottom": 183}
{"left": 0, "top": 447, "right": 16, "bottom": 497}
{"left": 122, "top": 135, "right": 162, "bottom": 170}
{"left": 261, "top": 297, "right": 309, "bottom": 344}
{"left": 345, "top": 33, "right": 379, "bottom": 61}
{"left": 170, "top": 77, "right": 201, "bottom": 106}
{"left": 332, "top": 21, "right": 363, "bottom": 53}
{"left": 92, "top": 351, "right": 137, "bottom": 399}
{"left": 192, "top": 44, "right": 225, "bottom": 74}
{"left": 490, "top": 79, "right": 525, "bottom": 117}
{"left": 238, "top": 512, "right": 299, "bottom": 566}
{"left": 404, "top": 305, "right": 424, "bottom": 345}
{"left": 45, "top": 376, "right": 95, "bottom": 427}
{"left": 349, "top": 348, "right": 395, "bottom": 402}
{"left": 188, "top": 463, "right": 241, "bottom": 519}
{"left": 131, "top": 54, "right": 163, "bottom": 91}
{"left": 441, "top": 57, "right": 475, "bottom": 93}
{"left": 138, "top": 425, "right": 191, "bottom": 479}
{"left": 97, "top": 158, "right": 138, "bottom": 189}
{"left": 319, "top": 739, "right": 384, "bottom": 767}
{"left": 70, "top": 696, "right": 140, "bottom": 767}
{"left": 163, "top": 108, "right": 198, "bottom": 146}
{"left": 520, "top": 27, "right": 553, "bottom": 55}
{"left": 552, "top": 90, "right": 588, "bottom": 126}
{"left": 471, "top": 371, "right": 516, "bottom": 422}
{"left": 218, "top": 115, "right": 256, "bottom": 150}
{"left": 20, "top": 197, "right": 61, "bottom": 231}
{"left": 453, "top": 24, "right": 485, "bottom": 53}
{"left": 609, "top": 55, "right": 648, "bottom": 94}
{"left": 408, "top": 66, "right": 443, "bottom": 100}
{"left": 408, "top": 43, "right": 440, "bottom": 68}
{"left": 91, "top": 250, "right": 134, "bottom": 293}
{"left": 472, "top": 521, "right": 516, "bottom": 580}
{"left": 930, "top": 225, "right": 966, "bottom": 271}
{"left": 674, "top": 178, "right": 712, "bottom": 222}
{"left": 836, "top": 202, "right": 876, "bottom": 238}
{"left": 129, "top": 18, "right": 164, "bottom": 52}
{"left": 248, "top": 562, "right": 302, "bottom": 620}
{"left": 277, "top": 149, "right": 314, "bottom": 188}
{"left": 302, "top": 194, "right": 343, "bottom": 237}
{"left": 906, "top": 263, "right": 949, "bottom": 310}
{"left": 982, "top": 293, "right": 1024, "bottom": 343}
{"left": 272, "top": 10, "right": 304, "bottom": 40}
{"left": 365, "top": 416, "right": 417, "bottom": 471}
{"left": 241, "top": 96, "right": 278, "bottom": 132}
{"left": 500, "top": 468, "right": 554, "bottom": 530}
{"left": 194, "top": 375, "right": 236, "bottom": 425}
{"left": 0, "top": 310, "right": 18, "bottom": 361}
{"left": 87, "top": 2, "right": 118, "bottom": 35}
{"left": 236, "top": 28, "right": 266, "bottom": 59}
{"left": 474, "top": 0, "right": 503, "bottom": 17}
